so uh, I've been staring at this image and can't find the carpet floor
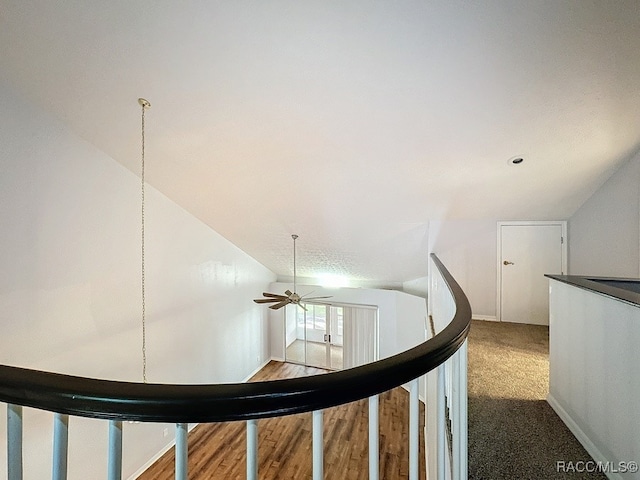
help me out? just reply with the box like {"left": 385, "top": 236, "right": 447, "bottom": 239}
{"left": 468, "top": 320, "right": 606, "bottom": 479}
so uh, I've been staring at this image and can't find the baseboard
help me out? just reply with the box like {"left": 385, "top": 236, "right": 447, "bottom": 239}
{"left": 131, "top": 358, "right": 272, "bottom": 479}
{"left": 546, "top": 394, "right": 622, "bottom": 480}
{"left": 242, "top": 358, "right": 273, "bottom": 382}
{"left": 472, "top": 315, "right": 498, "bottom": 322}
{"left": 128, "top": 423, "right": 199, "bottom": 480}
{"left": 270, "top": 355, "right": 286, "bottom": 362}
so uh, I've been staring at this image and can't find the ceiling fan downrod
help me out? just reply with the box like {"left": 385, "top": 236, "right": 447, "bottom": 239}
{"left": 292, "top": 234, "right": 298, "bottom": 294}
{"left": 253, "top": 234, "right": 331, "bottom": 311}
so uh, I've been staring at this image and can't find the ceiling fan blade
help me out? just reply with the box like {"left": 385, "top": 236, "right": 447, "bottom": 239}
{"left": 269, "top": 299, "right": 291, "bottom": 310}
{"left": 262, "top": 292, "right": 287, "bottom": 299}
{"left": 303, "top": 296, "right": 333, "bottom": 301}
{"left": 254, "top": 235, "right": 303, "bottom": 309}
{"left": 297, "top": 302, "right": 308, "bottom": 311}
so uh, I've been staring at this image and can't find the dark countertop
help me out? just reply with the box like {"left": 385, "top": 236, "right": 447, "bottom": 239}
{"left": 545, "top": 274, "right": 640, "bottom": 308}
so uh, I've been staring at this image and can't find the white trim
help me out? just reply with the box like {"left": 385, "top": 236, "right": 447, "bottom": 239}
{"left": 242, "top": 358, "right": 272, "bottom": 383}
{"left": 547, "top": 394, "right": 622, "bottom": 480}
{"left": 270, "top": 356, "right": 286, "bottom": 362}
{"left": 496, "top": 221, "right": 568, "bottom": 322}
{"left": 472, "top": 315, "right": 497, "bottom": 322}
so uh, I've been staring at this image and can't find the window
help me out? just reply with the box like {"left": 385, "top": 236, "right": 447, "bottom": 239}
{"left": 296, "top": 304, "right": 343, "bottom": 335}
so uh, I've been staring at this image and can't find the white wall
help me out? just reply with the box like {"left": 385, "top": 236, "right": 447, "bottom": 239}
{"left": 428, "top": 220, "right": 498, "bottom": 319}
{"left": 267, "top": 283, "right": 426, "bottom": 362}
{"left": 0, "top": 83, "right": 276, "bottom": 479}
{"left": 411, "top": 152, "right": 640, "bottom": 320}
{"left": 402, "top": 276, "right": 429, "bottom": 299}
{"left": 548, "top": 280, "right": 640, "bottom": 478}
{"left": 395, "top": 291, "right": 429, "bottom": 353}
{"left": 426, "top": 148, "right": 640, "bottom": 321}
{"left": 568, "top": 150, "right": 640, "bottom": 277}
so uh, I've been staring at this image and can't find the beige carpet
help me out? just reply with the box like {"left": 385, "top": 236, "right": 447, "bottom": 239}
{"left": 468, "top": 320, "right": 606, "bottom": 479}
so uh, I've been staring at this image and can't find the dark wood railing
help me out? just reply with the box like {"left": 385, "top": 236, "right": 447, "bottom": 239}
{"left": 0, "top": 255, "right": 470, "bottom": 423}
{"left": 0, "top": 253, "right": 471, "bottom": 480}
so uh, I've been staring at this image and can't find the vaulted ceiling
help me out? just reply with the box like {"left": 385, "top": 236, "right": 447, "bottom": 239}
{"left": 1, "top": 1, "right": 639, "bottom": 286}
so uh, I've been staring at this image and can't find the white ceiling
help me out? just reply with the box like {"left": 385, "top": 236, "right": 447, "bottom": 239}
{"left": 1, "top": 1, "right": 639, "bottom": 286}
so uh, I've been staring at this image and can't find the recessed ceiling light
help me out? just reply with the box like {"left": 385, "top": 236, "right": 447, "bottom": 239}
{"left": 508, "top": 156, "right": 524, "bottom": 165}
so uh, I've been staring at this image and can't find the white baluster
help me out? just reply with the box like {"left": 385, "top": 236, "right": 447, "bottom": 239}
{"left": 107, "top": 420, "right": 123, "bottom": 480}
{"left": 247, "top": 419, "right": 258, "bottom": 480}
{"left": 452, "top": 348, "right": 460, "bottom": 479}
{"left": 368, "top": 395, "right": 379, "bottom": 480}
{"left": 437, "top": 364, "right": 446, "bottom": 480}
{"left": 409, "top": 378, "right": 420, "bottom": 480}
{"left": 455, "top": 342, "right": 468, "bottom": 479}
{"left": 52, "top": 413, "right": 69, "bottom": 480}
{"left": 313, "top": 410, "right": 323, "bottom": 480}
{"left": 7, "top": 404, "right": 23, "bottom": 480}
{"left": 175, "top": 423, "right": 188, "bottom": 480}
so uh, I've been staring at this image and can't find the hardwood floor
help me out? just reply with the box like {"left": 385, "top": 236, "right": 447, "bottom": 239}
{"left": 138, "top": 361, "right": 425, "bottom": 479}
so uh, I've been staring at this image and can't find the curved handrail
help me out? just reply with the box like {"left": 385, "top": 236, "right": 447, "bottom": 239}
{"left": 0, "top": 254, "right": 471, "bottom": 423}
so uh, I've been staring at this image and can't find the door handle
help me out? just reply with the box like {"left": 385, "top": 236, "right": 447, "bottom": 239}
{"left": 503, "top": 260, "right": 515, "bottom": 265}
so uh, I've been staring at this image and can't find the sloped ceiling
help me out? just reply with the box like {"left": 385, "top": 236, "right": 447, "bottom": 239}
{"left": 1, "top": 1, "right": 639, "bottom": 286}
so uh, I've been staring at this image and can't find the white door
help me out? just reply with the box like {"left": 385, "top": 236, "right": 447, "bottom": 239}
{"left": 498, "top": 222, "right": 566, "bottom": 325}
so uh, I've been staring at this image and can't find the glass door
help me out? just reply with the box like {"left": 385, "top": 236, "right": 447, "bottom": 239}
{"left": 327, "top": 306, "right": 343, "bottom": 369}
{"left": 285, "top": 303, "right": 344, "bottom": 370}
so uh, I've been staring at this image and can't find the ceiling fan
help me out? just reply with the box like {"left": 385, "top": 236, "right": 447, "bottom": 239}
{"left": 254, "top": 234, "right": 331, "bottom": 311}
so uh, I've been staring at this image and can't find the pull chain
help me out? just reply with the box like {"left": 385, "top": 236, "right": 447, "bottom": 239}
{"left": 139, "top": 98, "right": 150, "bottom": 383}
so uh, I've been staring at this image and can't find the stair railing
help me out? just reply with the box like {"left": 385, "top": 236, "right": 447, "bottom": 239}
{"left": 1, "top": 253, "right": 470, "bottom": 480}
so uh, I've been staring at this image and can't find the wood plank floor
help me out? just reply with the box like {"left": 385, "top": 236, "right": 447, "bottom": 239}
{"left": 138, "top": 361, "right": 426, "bottom": 479}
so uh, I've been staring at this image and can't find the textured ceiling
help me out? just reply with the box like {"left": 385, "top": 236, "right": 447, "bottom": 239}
{"left": 1, "top": 1, "right": 639, "bottom": 286}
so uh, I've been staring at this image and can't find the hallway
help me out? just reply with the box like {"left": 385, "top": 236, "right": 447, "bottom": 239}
{"left": 467, "top": 320, "right": 605, "bottom": 479}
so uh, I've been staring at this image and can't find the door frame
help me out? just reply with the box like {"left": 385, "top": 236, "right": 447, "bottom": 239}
{"left": 496, "top": 221, "right": 568, "bottom": 322}
{"left": 283, "top": 300, "right": 379, "bottom": 369}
